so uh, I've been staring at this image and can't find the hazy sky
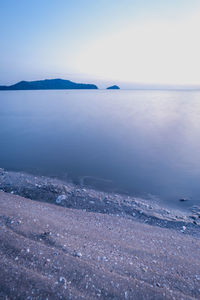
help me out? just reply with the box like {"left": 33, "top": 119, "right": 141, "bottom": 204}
{"left": 0, "top": 0, "right": 200, "bottom": 86}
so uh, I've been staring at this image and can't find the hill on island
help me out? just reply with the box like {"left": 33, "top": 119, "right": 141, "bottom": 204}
{"left": 0, "top": 79, "right": 98, "bottom": 90}
{"left": 107, "top": 85, "right": 120, "bottom": 89}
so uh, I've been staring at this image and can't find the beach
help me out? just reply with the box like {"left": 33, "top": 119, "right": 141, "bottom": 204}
{"left": 0, "top": 169, "right": 200, "bottom": 299}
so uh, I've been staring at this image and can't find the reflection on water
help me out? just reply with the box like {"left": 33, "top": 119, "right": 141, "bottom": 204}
{"left": 0, "top": 89, "right": 200, "bottom": 206}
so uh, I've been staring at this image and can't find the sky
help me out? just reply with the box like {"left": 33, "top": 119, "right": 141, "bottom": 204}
{"left": 0, "top": 0, "right": 200, "bottom": 88}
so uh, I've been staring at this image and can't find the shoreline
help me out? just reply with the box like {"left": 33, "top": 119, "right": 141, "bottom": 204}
{"left": 0, "top": 168, "right": 200, "bottom": 299}
{"left": 0, "top": 168, "right": 199, "bottom": 237}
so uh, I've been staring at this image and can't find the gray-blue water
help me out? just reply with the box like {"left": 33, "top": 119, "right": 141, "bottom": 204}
{"left": 0, "top": 90, "right": 200, "bottom": 206}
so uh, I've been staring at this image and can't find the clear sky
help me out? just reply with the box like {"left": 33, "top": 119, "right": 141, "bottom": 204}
{"left": 0, "top": 0, "right": 200, "bottom": 87}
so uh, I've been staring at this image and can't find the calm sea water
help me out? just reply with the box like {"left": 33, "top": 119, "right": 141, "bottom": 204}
{"left": 0, "top": 90, "right": 200, "bottom": 206}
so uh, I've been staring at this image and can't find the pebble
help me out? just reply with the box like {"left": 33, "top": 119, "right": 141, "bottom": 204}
{"left": 156, "top": 283, "right": 161, "bottom": 287}
{"left": 56, "top": 195, "right": 67, "bottom": 204}
{"left": 124, "top": 291, "right": 129, "bottom": 299}
{"left": 59, "top": 276, "right": 67, "bottom": 289}
{"left": 152, "top": 260, "right": 157, "bottom": 264}
{"left": 73, "top": 251, "right": 82, "bottom": 258}
{"left": 180, "top": 226, "right": 186, "bottom": 233}
{"left": 35, "top": 184, "right": 41, "bottom": 188}
{"left": 101, "top": 256, "right": 108, "bottom": 262}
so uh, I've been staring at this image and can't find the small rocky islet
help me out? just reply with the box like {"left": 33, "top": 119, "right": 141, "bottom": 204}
{"left": 106, "top": 85, "right": 120, "bottom": 89}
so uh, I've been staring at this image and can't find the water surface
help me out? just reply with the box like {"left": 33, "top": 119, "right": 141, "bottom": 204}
{"left": 0, "top": 90, "right": 200, "bottom": 207}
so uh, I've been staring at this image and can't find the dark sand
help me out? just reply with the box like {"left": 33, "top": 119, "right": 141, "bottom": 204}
{"left": 0, "top": 189, "right": 200, "bottom": 299}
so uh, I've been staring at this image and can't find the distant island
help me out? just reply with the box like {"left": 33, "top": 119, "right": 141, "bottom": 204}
{"left": 0, "top": 79, "right": 98, "bottom": 90}
{"left": 107, "top": 85, "right": 120, "bottom": 89}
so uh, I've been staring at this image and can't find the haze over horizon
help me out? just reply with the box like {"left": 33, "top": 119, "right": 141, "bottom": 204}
{"left": 1, "top": 0, "right": 200, "bottom": 88}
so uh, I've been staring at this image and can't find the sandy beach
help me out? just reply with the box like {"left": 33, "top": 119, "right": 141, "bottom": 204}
{"left": 0, "top": 169, "right": 200, "bottom": 299}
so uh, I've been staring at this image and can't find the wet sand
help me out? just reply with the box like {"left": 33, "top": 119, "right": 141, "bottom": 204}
{"left": 0, "top": 169, "right": 200, "bottom": 299}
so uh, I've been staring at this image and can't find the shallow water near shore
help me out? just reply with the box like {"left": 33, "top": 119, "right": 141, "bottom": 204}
{"left": 0, "top": 89, "right": 200, "bottom": 207}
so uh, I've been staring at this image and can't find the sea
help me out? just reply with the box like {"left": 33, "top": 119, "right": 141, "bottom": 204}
{"left": 0, "top": 89, "right": 200, "bottom": 207}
